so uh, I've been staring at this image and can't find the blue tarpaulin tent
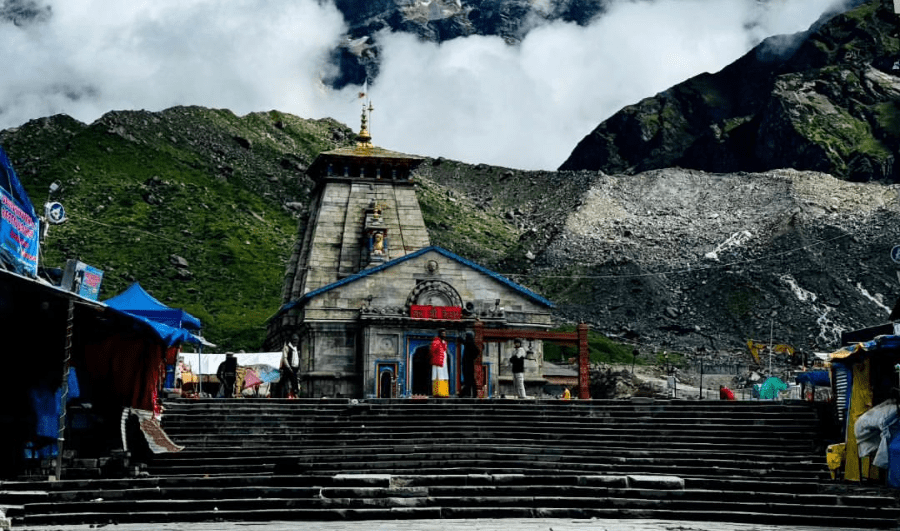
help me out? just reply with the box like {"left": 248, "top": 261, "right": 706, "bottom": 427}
{"left": 104, "top": 282, "right": 201, "bottom": 330}
{"left": 105, "top": 306, "right": 203, "bottom": 347}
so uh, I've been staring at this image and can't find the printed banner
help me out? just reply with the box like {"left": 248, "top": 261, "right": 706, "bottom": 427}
{"left": 77, "top": 263, "right": 104, "bottom": 300}
{"left": 0, "top": 186, "right": 39, "bottom": 277}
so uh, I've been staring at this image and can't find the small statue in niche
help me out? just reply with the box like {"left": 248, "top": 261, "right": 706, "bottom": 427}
{"left": 373, "top": 232, "right": 384, "bottom": 255}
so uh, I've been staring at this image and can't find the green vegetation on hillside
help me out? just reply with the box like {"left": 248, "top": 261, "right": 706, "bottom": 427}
{"left": 1, "top": 107, "right": 353, "bottom": 351}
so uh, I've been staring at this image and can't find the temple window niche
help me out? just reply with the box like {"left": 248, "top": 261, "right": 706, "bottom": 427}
{"left": 367, "top": 230, "right": 387, "bottom": 265}
{"left": 364, "top": 198, "right": 388, "bottom": 266}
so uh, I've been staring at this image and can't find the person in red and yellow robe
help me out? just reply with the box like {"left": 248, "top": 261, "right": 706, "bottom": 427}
{"left": 430, "top": 329, "right": 450, "bottom": 397}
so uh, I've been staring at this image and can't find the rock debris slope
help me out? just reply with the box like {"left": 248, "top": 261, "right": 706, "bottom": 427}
{"left": 536, "top": 167, "right": 900, "bottom": 354}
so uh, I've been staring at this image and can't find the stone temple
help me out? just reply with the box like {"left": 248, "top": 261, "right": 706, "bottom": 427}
{"left": 264, "top": 106, "right": 555, "bottom": 398}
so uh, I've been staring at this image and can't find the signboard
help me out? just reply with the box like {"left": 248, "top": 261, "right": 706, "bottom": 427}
{"left": 62, "top": 259, "right": 104, "bottom": 301}
{"left": 410, "top": 305, "right": 462, "bottom": 320}
{"left": 0, "top": 186, "right": 39, "bottom": 277}
{"left": 892, "top": 245, "right": 900, "bottom": 264}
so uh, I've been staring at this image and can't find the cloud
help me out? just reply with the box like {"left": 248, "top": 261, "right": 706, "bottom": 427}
{"left": 359, "top": 0, "right": 849, "bottom": 170}
{"left": 0, "top": 0, "right": 345, "bottom": 126}
{"left": 0, "top": 0, "right": 849, "bottom": 170}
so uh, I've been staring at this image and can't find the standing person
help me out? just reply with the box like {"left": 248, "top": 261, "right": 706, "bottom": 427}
{"left": 279, "top": 334, "right": 300, "bottom": 398}
{"left": 460, "top": 331, "right": 479, "bottom": 398}
{"left": 510, "top": 338, "right": 527, "bottom": 399}
{"left": 430, "top": 329, "right": 450, "bottom": 397}
{"left": 719, "top": 385, "right": 735, "bottom": 401}
{"left": 216, "top": 353, "right": 237, "bottom": 398}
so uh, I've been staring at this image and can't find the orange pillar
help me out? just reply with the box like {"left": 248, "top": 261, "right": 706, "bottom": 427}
{"left": 577, "top": 323, "right": 590, "bottom": 399}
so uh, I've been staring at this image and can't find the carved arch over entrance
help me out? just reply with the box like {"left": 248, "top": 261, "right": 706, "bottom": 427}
{"left": 405, "top": 280, "right": 463, "bottom": 310}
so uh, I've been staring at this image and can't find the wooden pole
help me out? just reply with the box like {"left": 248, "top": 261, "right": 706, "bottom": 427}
{"left": 473, "top": 320, "right": 485, "bottom": 398}
{"left": 55, "top": 298, "right": 74, "bottom": 480}
{"left": 577, "top": 323, "right": 590, "bottom": 399}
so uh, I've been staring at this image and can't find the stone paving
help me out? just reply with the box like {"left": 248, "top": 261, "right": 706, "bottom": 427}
{"left": 13, "top": 519, "right": 876, "bottom": 531}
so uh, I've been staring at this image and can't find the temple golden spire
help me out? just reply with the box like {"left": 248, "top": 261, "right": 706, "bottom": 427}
{"left": 356, "top": 100, "right": 374, "bottom": 149}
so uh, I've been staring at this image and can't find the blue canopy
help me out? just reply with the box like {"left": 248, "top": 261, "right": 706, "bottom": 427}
{"left": 795, "top": 370, "right": 830, "bottom": 387}
{"left": 104, "top": 282, "right": 201, "bottom": 330}
{"left": 106, "top": 306, "right": 203, "bottom": 347}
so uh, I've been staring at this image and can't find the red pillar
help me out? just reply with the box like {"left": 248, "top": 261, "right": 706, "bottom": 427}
{"left": 473, "top": 320, "right": 485, "bottom": 398}
{"left": 577, "top": 323, "right": 590, "bottom": 399}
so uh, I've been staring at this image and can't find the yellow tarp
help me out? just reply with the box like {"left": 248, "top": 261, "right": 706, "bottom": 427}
{"left": 843, "top": 357, "right": 882, "bottom": 482}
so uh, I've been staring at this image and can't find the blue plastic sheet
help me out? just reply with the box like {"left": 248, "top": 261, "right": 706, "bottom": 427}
{"left": 795, "top": 370, "right": 830, "bottom": 387}
{"left": 25, "top": 368, "right": 80, "bottom": 459}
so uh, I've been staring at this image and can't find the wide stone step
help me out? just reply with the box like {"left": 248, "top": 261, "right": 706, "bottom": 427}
{"left": 160, "top": 405, "right": 820, "bottom": 416}
{"left": 150, "top": 443, "right": 821, "bottom": 461}
{"left": 160, "top": 406, "right": 821, "bottom": 418}
{"left": 148, "top": 448, "right": 826, "bottom": 472}
{"left": 158, "top": 403, "right": 824, "bottom": 426}
{"left": 21, "top": 488, "right": 894, "bottom": 513}
{"left": 15, "top": 487, "right": 900, "bottom": 528}
{"left": 161, "top": 422, "right": 820, "bottom": 438}
{"left": 162, "top": 418, "right": 821, "bottom": 432}
{"left": 145, "top": 458, "right": 830, "bottom": 483}
{"left": 161, "top": 432, "right": 818, "bottom": 452}
{"left": 278, "top": 462, "right": 830, "bottom": 481}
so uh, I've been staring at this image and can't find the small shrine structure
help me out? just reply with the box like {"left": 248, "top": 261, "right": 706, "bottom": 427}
{"left": 264, "top": 103, "right": 565, "bottom": 398}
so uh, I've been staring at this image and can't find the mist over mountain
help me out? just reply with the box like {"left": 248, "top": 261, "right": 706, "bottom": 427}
{"left": 0, "top": 0, "right": 857, "bottom": 170}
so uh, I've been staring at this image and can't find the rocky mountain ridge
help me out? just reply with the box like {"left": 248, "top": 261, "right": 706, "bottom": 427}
{"left": 560, "top": 0, "right": 896, "bottom": 183}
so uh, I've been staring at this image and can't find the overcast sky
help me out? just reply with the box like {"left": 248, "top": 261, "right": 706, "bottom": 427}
{"left": 0, "top": 0, "right": 851, "bottom": 170}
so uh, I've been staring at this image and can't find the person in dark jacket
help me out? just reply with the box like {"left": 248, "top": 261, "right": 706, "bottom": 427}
{"left": 278, "top": 335, "right": 300, "bottom": 398}
{"left": 510, "top": 339, "right": 527, "bottom": 398}
{"left": 216, "top": 353, "right": 237, "bottom": 398}
{"left": 460, "top": 331, "right": 480, "bottom": 398}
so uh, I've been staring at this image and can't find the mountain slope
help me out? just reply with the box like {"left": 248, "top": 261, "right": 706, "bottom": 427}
{"left": 0, "top": 107, "right": 354, "bottom": 350}
{"left": 3, "top": 108, "right": 899, "bottom": 358}
{"left": 559, "top": 0, "right": 898, "bottom": 182}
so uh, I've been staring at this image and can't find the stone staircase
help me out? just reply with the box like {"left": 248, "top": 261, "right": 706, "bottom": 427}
{"left": 2, "top": 398, "right": 899, "bottom": 528}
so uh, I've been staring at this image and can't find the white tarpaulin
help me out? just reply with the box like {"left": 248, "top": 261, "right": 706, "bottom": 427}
{"left": 194, "top": 352, "right": 282, "bottom": 374}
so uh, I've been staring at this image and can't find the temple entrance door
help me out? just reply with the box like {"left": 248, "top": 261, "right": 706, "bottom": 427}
{"left": 379, "top": 370, "right": 393, "bottom": 398}
{"left": 376, "top": 362, "right": 398, "bottom": 398}
{"left": 411, "top": 345, "right": 432, "bottom": 396}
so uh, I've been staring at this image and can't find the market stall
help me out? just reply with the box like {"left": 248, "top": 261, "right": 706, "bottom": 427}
{"left": 827, "top": 335, "right": 900, "bottom": 486}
